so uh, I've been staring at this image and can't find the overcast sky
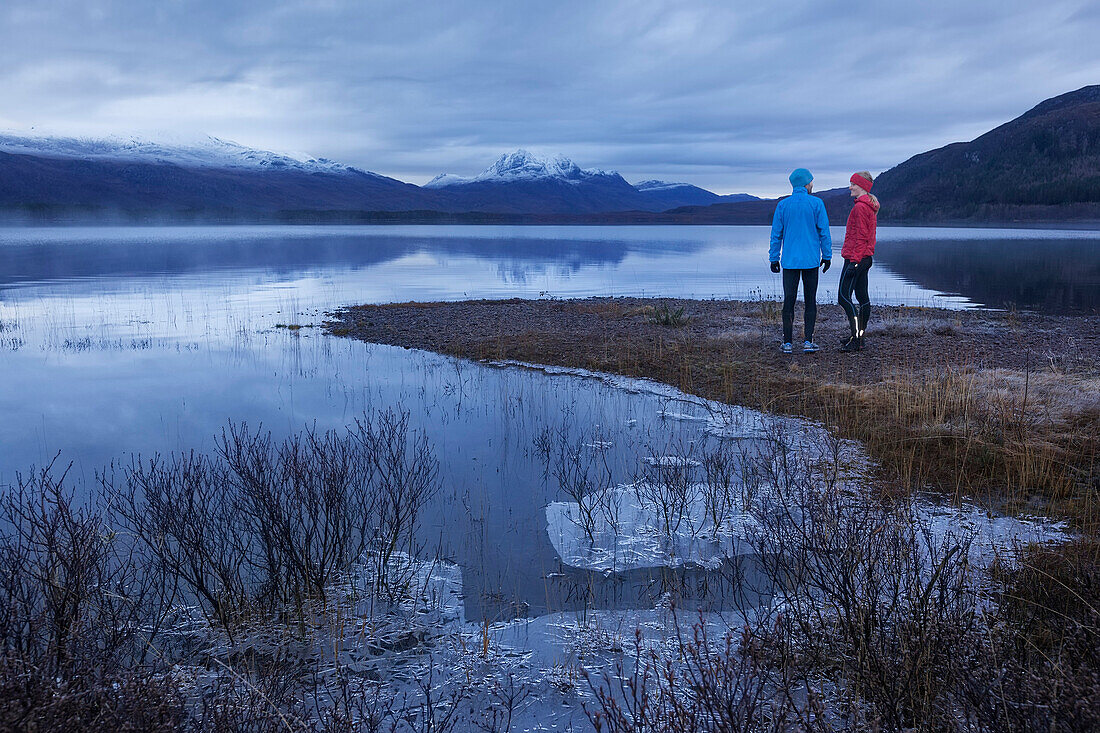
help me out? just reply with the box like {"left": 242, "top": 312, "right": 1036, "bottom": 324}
{"left": 2, "top": 1, "right": 1098, "bottom": 196}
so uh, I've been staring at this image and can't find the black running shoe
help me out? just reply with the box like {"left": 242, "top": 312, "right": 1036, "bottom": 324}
{"left": 839, "top": 337, "right": 862, "bottom": 353}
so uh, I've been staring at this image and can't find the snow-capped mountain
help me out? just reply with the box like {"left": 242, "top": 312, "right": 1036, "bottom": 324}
{"left": 425, "top": 149, "right": 618, "bottom": 188}
{"left": 420, "top": 149, "right": 649, "bottom": 214}
{"left": 0, "top": 132, "right": 434, "bottom": 217}
{"left": 423, "top": 149, "right": 756, "bottom": 213}
{"left": 422, "top": 151, "right": 757, "bottom": 212}
{"left": 0, "top": 132, "right": 369, "bottom": 175}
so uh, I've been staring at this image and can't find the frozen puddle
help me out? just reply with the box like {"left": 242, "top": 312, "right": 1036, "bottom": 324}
{"left": 547, "top": 481, "right": 762, "bottom": 572}
{"left": 916, "top": 497, "right": 1069, "bottom": 564}
{"left": 548, "top": 484, "right": 1070, "bottom": 575}
{"left": 508, "top": 360, "right": 1072, "bottom": 576}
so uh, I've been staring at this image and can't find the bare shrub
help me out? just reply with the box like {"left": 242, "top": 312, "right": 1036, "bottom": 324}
{"left": 699, "top": 437, "right": 768, "bottom": 535}
{"left": 745, "top": 433, "right": 983, "bottom": 730}
{"left": 111, "top": 450, "right": 255, "bottom": 632}
{"left": 551, "top": 425, "right": 614, "bottom": 544}
{"left": 0, "top": 459, "right": 183, "bottom": 731}
{"left": 0, "top": 654, "right": 185, "bottom": 732}
{"left": 192, "top": 653, "right": 312, "bottom": 733}
{"left": 313, "top": 676, "right": 399, "bottom": 733}
{"left": 113, "top": 410, "right": 439, "bottom": 631}
{"left": 219, "top": 421, "right": 380, "bottom": 618}
{"left": 583, "top": 616, "right": 812, "bottom": 732}
{"left": 588, "top": 429, "right": 1035, "bottom": 731}
{"left": 700, "top": 441, "right": 735, "bottom": 534}
{"left": 472, "top": 671, "right": 532, "bottom": 733}
{"left": 356, "top": 409, "right": 440, "bottom": 603}
{"left": 697, "top": 440, "right": 768, "bottom": 539}
{"left": 637, "top": 438, "right": 700, "bottom": 538}
{"left": 958, "top": 539, "right": 1100, "bottom": 731}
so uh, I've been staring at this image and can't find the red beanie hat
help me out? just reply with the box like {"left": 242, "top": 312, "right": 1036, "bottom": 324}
{"left": 850, "top": 173, "right": 873, "bottom": 191}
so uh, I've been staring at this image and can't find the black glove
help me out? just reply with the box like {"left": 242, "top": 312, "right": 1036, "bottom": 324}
{"left": 860, "top": 256, "right": 873, "bottom": 269}
{"left": 821, "top": 259, "right": 831, "bottom": 273}
{"left": 770, "top": 261, "right": 781, "bottom": 274}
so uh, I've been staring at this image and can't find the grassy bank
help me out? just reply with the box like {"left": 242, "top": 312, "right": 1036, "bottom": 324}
{"left": 326, "top": 297, "right": 1100, "bottom": 529}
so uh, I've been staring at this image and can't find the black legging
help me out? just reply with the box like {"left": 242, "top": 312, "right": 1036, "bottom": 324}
{"left": 838, "top": 257, "right": 872, "bottom": 339}
{"left": 782, "top": 267, "right": 819, "bottom": 344}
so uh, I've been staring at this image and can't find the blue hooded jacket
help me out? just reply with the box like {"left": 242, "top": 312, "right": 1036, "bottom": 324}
{"left": 768, "top": 188, "right": 833, "bottom": 269}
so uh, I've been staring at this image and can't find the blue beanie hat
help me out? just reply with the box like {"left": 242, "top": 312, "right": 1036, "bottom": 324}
{"left": 789, "top": 168, "right": 813, "bottom": 189}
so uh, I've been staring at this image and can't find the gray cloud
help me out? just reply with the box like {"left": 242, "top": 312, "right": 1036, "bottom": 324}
{"left": 1, "top": 0, "right": 1098, "bottom": 196}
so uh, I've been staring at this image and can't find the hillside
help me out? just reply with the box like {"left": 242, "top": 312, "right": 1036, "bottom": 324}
{"left": 633, "top": 180, "right": 757, "bottom": 209}
{"left": 0, "top": 147, "right": 436, "bottom": 220}
{"left": 618, "top": 86, "right": 1100, "bottom": 225}
{"left": 872, "top": 85, "right": 1100, "bottom": 221}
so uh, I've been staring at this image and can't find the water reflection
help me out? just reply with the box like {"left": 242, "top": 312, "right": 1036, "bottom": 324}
{"left": 1, "top": 224, "right": 957, "bottom": 307}
{"left": 877, "top": 234, "right": 1100, "bottom": 312}
{"left": 0, "top": 227, "right": 633, "bottom": 287}
{"left": 5, "top": 224, "right": 1094, "bottom": 311}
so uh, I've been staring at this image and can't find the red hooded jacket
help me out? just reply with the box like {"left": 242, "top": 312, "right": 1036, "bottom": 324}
{"left": 841, "top": 194, "right": 879, "bottom": 262}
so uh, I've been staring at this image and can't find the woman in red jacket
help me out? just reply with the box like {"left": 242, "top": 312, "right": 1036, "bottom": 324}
{"left": 838, "top": 171, "right": 880, "bottom": 352}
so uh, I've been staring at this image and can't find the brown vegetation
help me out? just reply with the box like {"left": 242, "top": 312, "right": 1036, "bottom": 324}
{"left": 580, "top": 433, "right": 1100, "bottom": 731}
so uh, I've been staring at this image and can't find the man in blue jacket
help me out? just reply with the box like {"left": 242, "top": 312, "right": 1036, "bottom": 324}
{"left": 769, "top": 168, "right": 832, "bottom": 354}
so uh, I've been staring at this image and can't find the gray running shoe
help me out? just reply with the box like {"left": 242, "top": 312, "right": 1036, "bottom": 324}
{"left": 780, "top": 342, "right": 793, "bottom": 354}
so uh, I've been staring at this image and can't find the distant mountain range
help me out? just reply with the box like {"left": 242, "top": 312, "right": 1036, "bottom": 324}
{"left": 0, "top": 137, "right": 756, "bottom": 221}
{"left": 0, "top": 133, "right": 356, "bottom": 174}
{"left": 1, "top": 85, "right": 1098, "bottom": 223}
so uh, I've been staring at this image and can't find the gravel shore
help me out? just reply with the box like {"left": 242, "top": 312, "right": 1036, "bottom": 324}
{"left": 326, "top": 297, "right": 1098, "bottom": 384}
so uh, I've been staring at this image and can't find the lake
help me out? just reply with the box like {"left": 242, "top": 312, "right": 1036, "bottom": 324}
{"left": 0, "top": 224, "right": 1092, "bottom": 621}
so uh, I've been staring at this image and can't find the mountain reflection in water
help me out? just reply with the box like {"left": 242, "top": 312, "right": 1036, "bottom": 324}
{"left": 877, "top": 231, "right": 1100, "bottom": 312}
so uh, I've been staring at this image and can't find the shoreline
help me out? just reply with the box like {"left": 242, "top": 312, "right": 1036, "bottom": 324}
{"left": 325, "top": 296, "right": 1100, "bottom": 528}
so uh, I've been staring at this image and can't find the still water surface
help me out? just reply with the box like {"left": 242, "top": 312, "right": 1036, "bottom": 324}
{"left": 1, "top": 225, "right": 1095, "bottom": 620}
